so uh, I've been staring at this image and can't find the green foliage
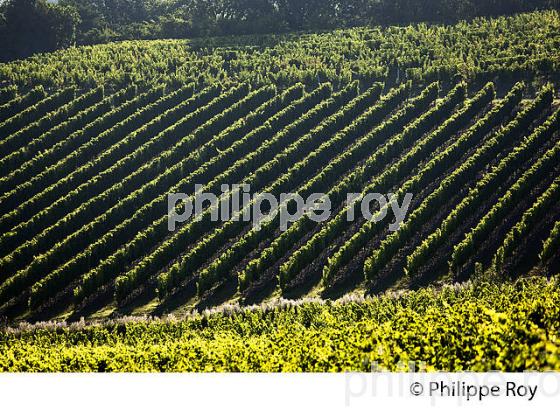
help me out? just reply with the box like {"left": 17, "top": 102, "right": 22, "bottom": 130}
{"left": 0, "top": 86, "right": 45, "bottom": 122}
{"left": 203, "top": 82, "right": 436, "bottom": 294}
{"left": 75, "top": 83, "right": 332, "bottom": 302}
{"left": 0, "top": 0, "right": 80, "bottom": 61}
{"left": 284, "top": 82, "right": 493, "bottom": 288}
{"left": 0, "top": 85, "right": 167, "bottom": 231}
{"left": 494, "top": 178, "right": 560, "bottom": 271}
{"left": 273, "top": 82, "right": 465, "bottom": 289}
{"left": 1, "top": 278, "right": 559, "bottom": 371}
{"left": 0, "top": 86, "right": 138, "bottom": 191}
{"left": 540, "top": 221, "right": 560, "bottom": 264}
{"left": 1, "top": 10, "right": 559, "bottom": 88}
{"left": 51, "top": 0, "right": 560, "bottom": 48}
{"left": 0, "top": 11, "right": 558, "bottom": 323}
{"left": 404, "top": 85, "right": 555, "bottom": 277}
{"left": 362, "top": 82, "right": 525, "bottom": 280}
{"left": 451, "top": 133, "right": 560, "bottom": 273}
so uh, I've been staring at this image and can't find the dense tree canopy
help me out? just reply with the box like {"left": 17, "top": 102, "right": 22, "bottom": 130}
{"left": 0, "top": 0, "right": 80, "bottom": 61}
{"left": 1, "top": 0, "right": 559, "bottom": 61}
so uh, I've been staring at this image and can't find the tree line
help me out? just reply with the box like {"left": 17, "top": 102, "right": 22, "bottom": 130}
{"left": 1, "top": 0, "right": 559, "bottom": 62}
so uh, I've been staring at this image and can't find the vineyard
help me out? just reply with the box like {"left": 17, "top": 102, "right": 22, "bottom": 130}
{"left": 0, "top": 278, "right": 559, "bottom": 371}
{"left": 0, "top": 9, "right": 559, "bottom": 371}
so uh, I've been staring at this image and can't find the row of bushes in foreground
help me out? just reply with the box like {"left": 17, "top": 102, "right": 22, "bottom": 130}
{"left": 0, "top": 277, "right": 558, "bottom": 372}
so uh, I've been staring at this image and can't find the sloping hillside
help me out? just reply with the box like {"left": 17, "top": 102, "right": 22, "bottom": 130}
{"left": 0, "top": 11, "right": 559, "bottom": 324}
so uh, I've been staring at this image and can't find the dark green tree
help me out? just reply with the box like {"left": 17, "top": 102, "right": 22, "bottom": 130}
{"left": 0, "top": 0, "right": 80, "bottom": 62}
